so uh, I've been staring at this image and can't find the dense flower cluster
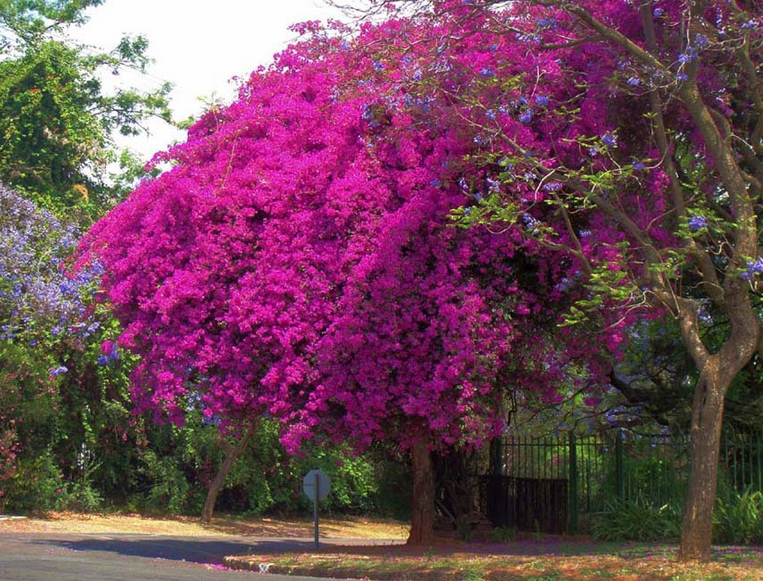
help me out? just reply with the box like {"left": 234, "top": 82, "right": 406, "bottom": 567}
{"left": 77, "top": 0, "right": 762, "bottom": 555}
{"left": 0, "top": 184, "right": 102, "bottom": 345}
{"left": 79, "top": 15, "right": 608, "bottom": 454}
{"left": 83, "top": 0, "right": 762, "bottom": 459}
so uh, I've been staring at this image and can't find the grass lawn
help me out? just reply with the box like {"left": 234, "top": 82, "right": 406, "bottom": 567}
{"left": 0, "top": 510, "right": 409, "bottom": 539}
{"left": 223, "top": 538, "right": 763, "bottom": 581}
{"left": 3, "top": 513, "right": 762, "bottom": 579}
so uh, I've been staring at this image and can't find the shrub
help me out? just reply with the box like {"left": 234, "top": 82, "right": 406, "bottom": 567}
{"left": 592, "top": 496, "right": 681, "bottom": 541}
{"left": 2, "top": 454, "right": 64, "bottom": 512}
{"left": 714, "top": 489, "right": 763, "bottom": 544}
{"left": 225, "top": 420, "right": 382, "bottom": 515}
{"left": 137, "top": 450, "right": 192, "bottom": 514}
{"left": 56, "top": 480, "right": 104, "bottom": 512}
{"left": 490, "top": 526, "right": 517, "bottom": 542}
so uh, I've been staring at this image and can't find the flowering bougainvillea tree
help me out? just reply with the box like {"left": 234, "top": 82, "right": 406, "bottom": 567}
{"left": 346, "top": 0, "right": 763, "bottom": 559}
{"left": 79, "top": 16, "right": 621, "bottom": 540}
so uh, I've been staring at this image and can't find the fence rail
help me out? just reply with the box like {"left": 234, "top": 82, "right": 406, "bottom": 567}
{"left": 480, "top": 431, "right": 763, "bottom": 534}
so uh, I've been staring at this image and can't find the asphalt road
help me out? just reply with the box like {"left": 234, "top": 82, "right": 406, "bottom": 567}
{"left": 0, "top": 532, "right": 375, "bottom": 581}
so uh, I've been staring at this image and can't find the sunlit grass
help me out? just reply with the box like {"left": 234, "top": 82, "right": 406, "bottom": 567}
{"left": 0, "top": 511, "right": 408, "bottom": 539}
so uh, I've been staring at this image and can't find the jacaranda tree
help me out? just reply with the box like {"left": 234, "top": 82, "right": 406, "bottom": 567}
{"left": 79, "top": 17, "right": 616, "bottom": 541}
{"left": 344, "top": 0, "right": 762, "bottom": 560}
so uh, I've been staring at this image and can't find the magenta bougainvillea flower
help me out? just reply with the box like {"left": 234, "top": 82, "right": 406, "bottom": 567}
{"left": 81, "top": 1, "right": 717, "bottom": 454}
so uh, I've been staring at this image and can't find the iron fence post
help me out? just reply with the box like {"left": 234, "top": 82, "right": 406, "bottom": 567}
{"left": 568, "top": 433, "right": 578, "bottom": 535}
{"left": 616, "top": 429, "right": 624, "bottom": 502}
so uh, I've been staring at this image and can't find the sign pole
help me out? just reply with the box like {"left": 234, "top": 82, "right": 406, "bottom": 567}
{"left": 313, "top": 471, "right": 320, "bottom": 548}
{"left": 303, "top": 468, "right": 329, "bottom": 549}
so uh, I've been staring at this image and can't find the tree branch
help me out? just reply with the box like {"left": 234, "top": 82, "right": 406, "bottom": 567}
{"left": 535, "top": 1, "right": 669, "bottom": 73}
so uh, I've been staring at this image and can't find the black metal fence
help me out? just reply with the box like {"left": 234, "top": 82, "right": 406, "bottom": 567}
{"left": 478, "top": 431, "right": 763, "bottom": 534}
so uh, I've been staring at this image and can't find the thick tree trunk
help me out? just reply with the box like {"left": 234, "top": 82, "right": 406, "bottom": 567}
{"left": 200, "top": 424, "right": 256, "bottom": 524}
{"left": 407, "top": 440, "right": 435, "bottom": 546}
{"left": 670, "top": 271, "right": 759, "bottom": 562}
{"left": 678, "top": 366, "right": 728, "bottom": 561}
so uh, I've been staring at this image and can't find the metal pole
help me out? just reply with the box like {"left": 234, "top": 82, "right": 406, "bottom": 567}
{"left": 568, "top": 433, "right": 578, "bottom": 535}
{"left": 314, "top": 472, "right": 320, "bottom": 548}
{"left": 616, "top": 429, "right": 624, "bottom": 502}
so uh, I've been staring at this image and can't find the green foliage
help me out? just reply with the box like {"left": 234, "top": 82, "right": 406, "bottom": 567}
{"left": 0, "top": 0, "right": 172, "bottom": 217}
{"left": 0, "top": 340, "right": 61, "bottom": 512}
{"left": 3, "top": 453, "right": 64, "bottom": 512}
{"left": 592, "top": 496, "right": 682, "bottom": 541}
{"left": 55, "top": 469, "right": 104, "bottom": 512}
{"left": 714, "top": 490, "right": 763, "bottom": 545}
{"left": 594, "top": 489, "right": 763, "bottom": 544}
{"left": 613, "top": 315, "right": 763, "bottom": 435}
{"left": 373, "top": 457, "right": 411, "bottom": 519}
{"left": 136, "top": 449, "right": 193, "bottom": 515}
{"left": 56, "top": 322, "right": 142, "bottom": 499}
{"left": 459, "top": 565, "right": 485, "bottom": 581}
{"left": 0, "top": 269, "right": 150, "bottom": 514}
{"left": 104, "top": 149, "right": 164, "bottom": 207}
{"left": 489, "top": 525, "right": 517, "bottom": 542}
{"left": 0, "top": 340, "right": 59, "bottom": 444}
{"left": 218, "top": 420, "right": 382, "bottom": 515}
{"left": 0, "top": 1, "right": 105, "bottom": 46}
{"left": 605, "top": 451, "right": 688, "bottom": 510}
{"left": 124, "top": 418, "right": 387, "bottom": 517}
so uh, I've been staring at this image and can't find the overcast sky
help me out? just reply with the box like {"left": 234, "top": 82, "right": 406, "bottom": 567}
{"left": 73, "top": 0, "right": 344, "bottom": 159}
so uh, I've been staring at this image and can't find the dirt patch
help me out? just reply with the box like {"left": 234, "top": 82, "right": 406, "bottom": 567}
{"left": 0, "top": 511, "right": 409, "bottom": 539}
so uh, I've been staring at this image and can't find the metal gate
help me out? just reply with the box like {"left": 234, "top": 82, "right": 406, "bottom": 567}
{"left": 476, "top": 431, "right": 762, "bottom": 535}
{"left": 480, "top": 474, "right": 568, "bottom": 534}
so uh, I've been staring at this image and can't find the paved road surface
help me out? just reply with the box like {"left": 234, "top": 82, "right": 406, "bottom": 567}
{"left": 0, "top": 532, "right": 395, "bottom": 581}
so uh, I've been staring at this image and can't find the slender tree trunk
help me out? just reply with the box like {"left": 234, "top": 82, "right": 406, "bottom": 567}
{"left": 678, "top": 368, "right": 728, "bottom": 561}
{"left": 200, "top": 424, "right": 256, "bottom": 524}
{"left": 407, "top": 440, "right": 435, "bottom": 546}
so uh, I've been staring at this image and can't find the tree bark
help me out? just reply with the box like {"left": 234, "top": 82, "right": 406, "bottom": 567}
{"left": 675, "top": 281, "right": 758, "bottom": 561}
{"left": 407, "top": 440, "right": 435, "bottom": 546}
{"left": 678, "top": 368, "right": 728, "bottom": 561}
{"left": 200, "top": 423, "right": 256, "bottom": 524}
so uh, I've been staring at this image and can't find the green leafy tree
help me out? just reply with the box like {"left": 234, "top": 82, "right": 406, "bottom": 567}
{"left": 0, "top": 0, "right": 172, "bottom": 216}
{"left": 613, "top": 317, "right": 763, "bottom": 438}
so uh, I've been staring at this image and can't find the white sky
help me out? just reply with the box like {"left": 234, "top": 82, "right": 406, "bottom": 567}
{"left": 73, "top": 0, "right": 344, "bottom": 160}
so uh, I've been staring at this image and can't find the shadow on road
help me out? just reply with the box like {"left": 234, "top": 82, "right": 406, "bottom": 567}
{"left": 33, "top": 536, "right": 313, "bottom": 564}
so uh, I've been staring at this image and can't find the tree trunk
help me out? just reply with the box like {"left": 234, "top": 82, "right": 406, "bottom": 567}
{"left": 200, "top": 424, "right": 256, "bottom": 524}
{"left": 678, "top": 367, "right": 728, "bottom": 561}
{"left": 670, "top": 272, "right": 759, "bottom": 562}
{"left": 407, "top": 440, "right": 435, "bottom": 546}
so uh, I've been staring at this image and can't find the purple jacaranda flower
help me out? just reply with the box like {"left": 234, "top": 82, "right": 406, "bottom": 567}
{"left": 688, "top": 215, "right": 707, "bottom": 232}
